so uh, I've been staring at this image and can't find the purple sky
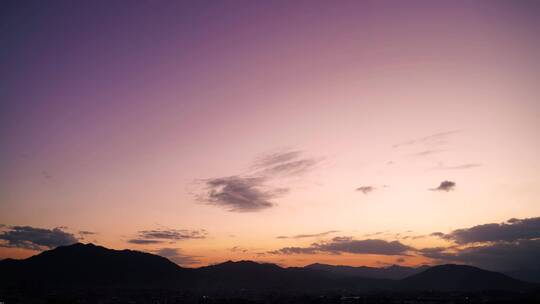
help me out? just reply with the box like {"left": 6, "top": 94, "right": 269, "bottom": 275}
{"left": 1, "top": 1, "right": 539, "bottom": 268}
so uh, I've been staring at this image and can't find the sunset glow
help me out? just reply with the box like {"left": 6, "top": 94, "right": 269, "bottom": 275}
{"left": 1, "top": 1, "right": 539, "bottom": 273}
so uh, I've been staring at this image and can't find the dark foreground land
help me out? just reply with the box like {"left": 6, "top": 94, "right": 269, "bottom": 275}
{"left": 1, "top": 244, "right": 539, "bottom": 303}
{"left": 3, "top": 289, "right": 540, "bottom": 304}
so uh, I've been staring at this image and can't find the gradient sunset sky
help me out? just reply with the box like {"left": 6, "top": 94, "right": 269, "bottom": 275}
{"left": 1, "top": 1, "right": 539, "bottom": 270}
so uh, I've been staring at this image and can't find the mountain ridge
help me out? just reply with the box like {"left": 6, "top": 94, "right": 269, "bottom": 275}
{"left": 304, "top": 262, "right": 430, "bottom": 280}
{"left": 0, "top": 243, "right": 535, "bottom": 294}
{"left": 400, "top": 264, "right": 533, "bottom": 291}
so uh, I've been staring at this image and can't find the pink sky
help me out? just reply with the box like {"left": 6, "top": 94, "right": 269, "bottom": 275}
{"left": 1, "top": 1, "right": 539, "bottom": 269}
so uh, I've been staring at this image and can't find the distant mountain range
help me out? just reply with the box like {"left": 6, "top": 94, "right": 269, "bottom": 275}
{"left": 0, "top": 243, "right": 536, "bottom": 295}
{"left": 304, "top": 262, "right": 430, "bottom": 280}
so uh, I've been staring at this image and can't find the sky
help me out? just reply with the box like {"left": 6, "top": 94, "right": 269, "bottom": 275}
{"left": 1, "top": 1, "right": 539, "bottom": 271}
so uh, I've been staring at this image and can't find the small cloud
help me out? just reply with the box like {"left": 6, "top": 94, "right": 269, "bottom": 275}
{"left": 0, "top": 225, "right": 78, "bottom": 250}
{"left": 356, "top": 186, "right": 375, "bottom": 194}
{"left": 429, "top": 180, "right": 455, "bottom": 192}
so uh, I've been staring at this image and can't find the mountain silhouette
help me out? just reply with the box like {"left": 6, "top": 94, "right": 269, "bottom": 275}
{"left": 196, "top": 260, "right": 327, "bottom": 291}
{"left": 0, "top": 243, "right": 535, "bottom": 295}
{"left": 0, "top": 243, "right": 187, "bottom": 290}
{"left": 400, "top": 264, "right": 532, "bottom": 291}
{"left": 305, "top": 262, "right": 430, "bottom": 279}
{"left": 194, "top": 259, "right": 393, "bottom": 292}
{"left": 506, "top": 267, "right": 540, "bottom": 284}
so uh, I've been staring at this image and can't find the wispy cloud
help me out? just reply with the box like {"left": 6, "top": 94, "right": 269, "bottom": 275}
{"left": 276, "top": 230, "right": 339, "bottom": 239}
{"left": 230, "top": 246, "right": 249, "bottom": 253}
{"left": 0, "top": 225, "right": 78, "bottom": 250}
{"left": 128, "top": 239, "right": 164, "bottom": 245}
{"left": 393, "top": 130, "right": 460, "bottom": 149}
{"left": 198, "top": 150, "right": 320, "bottom": 212}
{"left": 250, "top": 150, "right": 321, "bottom": 178}
{"left": 363, "top": 231, "right": 388, "bottom": 237}
{"left": 396, "top": 131, "right": 479, "bottom": 172}
{"left": 413, "top": 149, "right": 446, "bottom": 157}
{"left": 434, "top": 163, "right": 482, "bottom": 170}
{"left": 78, "top": 230, "right": 97, "bottom": 240}
{"left": 269, "top": 246, "right": 319, "bottom": 255}
{"left": 251, "top": 151, "right": 302, "bottom": 169}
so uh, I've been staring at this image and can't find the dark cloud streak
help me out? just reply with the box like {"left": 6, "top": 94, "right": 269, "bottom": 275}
{"left": 0, "top": 225, "right": 78, "bottom": 250}
{"left": 128, "top": 228, "right": 207, "bottom": 245}
{"left": 420, "top": 240, "right": 540, "bottom": 271}
{"left": 128, "top": 239, "right": 164, "bottom": 245}
{"left": 276, "top": 230, "right": 339, "bottom": 239}
{"left": 432, "top": 217, "right": 540, "bottom": 244}
{"left": 420, "top": 217, "right": 540, "bottom": 271}
{"left": 270, "top": 237, "right": 412, "bottom": 256}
